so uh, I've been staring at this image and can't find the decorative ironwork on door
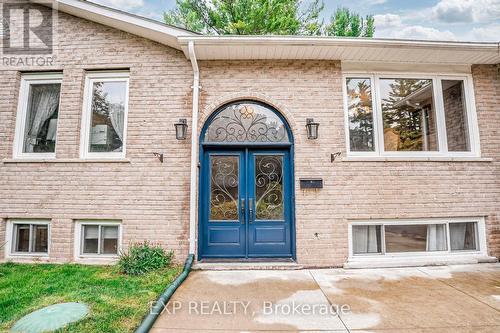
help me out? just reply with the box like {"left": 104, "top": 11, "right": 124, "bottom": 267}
{"left": 203, "top": 102, "right": 290, "bottom": 143}
{"left": 255, "top": 155, "right": 284, "bottom": 220}
{"left": 209, "top": 156, "right": 239, "bottom": 221}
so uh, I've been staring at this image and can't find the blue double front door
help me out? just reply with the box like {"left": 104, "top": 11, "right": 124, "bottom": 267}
{"left": 200, "top": 148, "right": 293, "bottom": 258}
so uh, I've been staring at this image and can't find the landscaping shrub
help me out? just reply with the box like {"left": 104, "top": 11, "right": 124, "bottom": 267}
{"left": 118, "top": 242, "right": 173, "bottom": 275}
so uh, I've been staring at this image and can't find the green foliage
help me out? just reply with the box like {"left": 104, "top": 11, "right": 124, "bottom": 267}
{"left": 0, "top": 262, "right": 181, "bottom": 332}
{"left": 325, "top": 7, "right": 375, "bottom": 37}
{"left": 382, "top": 79, "right": 430, "bottom": 151}
{"left": 347, "top": 78, "right": 374, "bottom": 151}
{"left": 164, "top": 0, "right": 374, "bottom": 37}
{"left": 118, "top": 242, "right": 174, "bottom": 275}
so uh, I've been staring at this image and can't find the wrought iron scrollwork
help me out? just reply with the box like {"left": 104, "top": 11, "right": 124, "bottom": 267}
{"left": 204, "top": 103, "right": 289, "bottom": 143}
{"left": 210, "top": 156, "right": 239, "bottom": 221}
{"left": 255, "top": 155, "right": 284, "bottom": 220}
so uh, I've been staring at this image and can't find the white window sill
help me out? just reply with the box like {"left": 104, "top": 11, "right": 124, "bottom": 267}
{"left": 345, "top": 253, "right": 497, "bottom": 269}
{"left": 342, "top": 156, "right": 493, "bottom": 162}
{"left": 2, "top": 158, "right": 131, "bottom": 164}
{"left": 74, "top": 256, "right": 119, "bottom": 265}
{"left": 4, "top": 254, "right": 51, "bottom": 263}
{"left": 7, "top": 253, "right": 49, "bottom": 257}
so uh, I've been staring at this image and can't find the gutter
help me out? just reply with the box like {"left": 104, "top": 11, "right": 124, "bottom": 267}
{"left": 134, "top": 254, "right": 194, "bottom": 333}
{"left": 178, "top": 36, "right": 500, "bottom": 51}
{"left": 188, "top": 41, "right": 200, "bottom": 256}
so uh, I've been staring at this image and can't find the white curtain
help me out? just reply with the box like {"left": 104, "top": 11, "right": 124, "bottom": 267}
{"left": 24, "top": 84, "right": 60, "bottom": 152}
{"left": 109, "top": 104, "right": 124, "bottom": 142}
{"left": 450, "top": 223, "right": 476, "bottom": 250}
{"left": 426, "top": 224, "right": 447, "bottom": 251}
{"left": 353, "top": 225, "right": 379, "bottom": 254}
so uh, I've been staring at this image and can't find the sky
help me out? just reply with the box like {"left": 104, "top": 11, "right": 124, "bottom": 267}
{"left": 90, "top": 0, "right": 500, "bottom": 41}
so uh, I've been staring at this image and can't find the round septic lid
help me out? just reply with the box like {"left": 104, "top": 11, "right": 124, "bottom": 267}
{"left": 11, "top": 302, "right": 89, "bottom": 333}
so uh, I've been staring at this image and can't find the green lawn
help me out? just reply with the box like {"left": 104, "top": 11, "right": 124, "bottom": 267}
{"left": 0, "top": 262, "right": 181, "bottom": 332}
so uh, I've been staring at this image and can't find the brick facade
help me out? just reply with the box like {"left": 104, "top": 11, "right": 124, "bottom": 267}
{"left": 0, "top": 9, "right": 498, "bottom": 265}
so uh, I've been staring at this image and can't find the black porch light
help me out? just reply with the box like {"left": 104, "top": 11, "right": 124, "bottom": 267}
{"left": 306, "top": 118, "right": 319, "bottom": 140}
{"left": 174, "top": 118, "right": 188, "bottom": 140}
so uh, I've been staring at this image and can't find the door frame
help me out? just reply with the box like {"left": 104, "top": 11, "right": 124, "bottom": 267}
{"left": 197, "top": 100, "right": 296, "bottom": 260}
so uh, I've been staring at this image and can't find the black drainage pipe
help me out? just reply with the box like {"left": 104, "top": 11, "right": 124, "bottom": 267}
{"left": 135, "top": 254, "right": 194, "bottom": 333}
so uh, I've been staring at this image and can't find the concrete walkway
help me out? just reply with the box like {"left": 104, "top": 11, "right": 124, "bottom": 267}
{"left": 151, "top": 263, "right": 500, "bottom": 332}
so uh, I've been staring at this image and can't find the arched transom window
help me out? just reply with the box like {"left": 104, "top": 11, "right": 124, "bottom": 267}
{"left": 203, "top": 101, "right": 290, "bottom": 144}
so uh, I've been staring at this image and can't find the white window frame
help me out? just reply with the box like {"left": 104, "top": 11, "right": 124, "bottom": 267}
{"left": 5, "top": 219, "right": 51, "bottom": 258}
{"left": 13, "top": 73, "right": 63, "bottom": 159}
{"left": 80, "top": 71, "right": 130, "bottom": 159}
{"left": 342, "top": 73, "right": 481, "bottom": 159}
{"left": 348, "top": 217, "right": 487, "bottom": 258}
{"left": 74, "top": 220, "right": 122, "bottom": 260}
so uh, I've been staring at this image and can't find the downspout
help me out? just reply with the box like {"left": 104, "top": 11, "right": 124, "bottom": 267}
{"left": 134, "top": 42, "right": 199, "bottom": 333}
{"left": 188, "top": 41, "right": 200, "bottom": 255}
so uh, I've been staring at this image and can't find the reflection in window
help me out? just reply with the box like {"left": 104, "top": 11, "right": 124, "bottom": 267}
{"left": 352, "top": 221, "right": 481, "bottom": 256}
{"left": 450, "top": 222, "right": 477, "bottom": 251}
{"left": 255, "top": 155, "right": 284, "bottom": 220}
{"left": 12, "top": 223, "right": 49, "bottom": 254}
{"left": 101, "top": 226, "right": 119, "bottom": 254}
{"left": 346, "top": 78, "right": 375, "bottom": 151}
{"left": 83, "top": 225, "right": 99, "bottom": 254}
{"left": 14, "top": 224, "right": 30, "bottom": 252}
{"left": 380, "top": 79, "right": 438, "bottom": 151}
{"left": 204, "top": 102, "right": 289, "bottom": 143}
{"left": 442, "top": 80, "right": 470, "bottom": 152}
{"left": 81, "top": 224, "right": 120, "bottom": 255}
{"left": 33, "top": 225, "right": 49, "bottom": 253}
{"left": 385, "top": 224, "right": 447, "bottom": 253}
{"left": 352, "top": 225, "right": 381, "bottom": 254}
{"left": 89, "top": 81, "right": 127, "bottom": 153}
{"left": 210, "top": 156, "right": 239, "bottom": 221}
{"left": 22, "top": 83, "right": 61, "bottom": 153}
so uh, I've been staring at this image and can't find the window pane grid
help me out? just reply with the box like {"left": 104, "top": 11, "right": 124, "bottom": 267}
{"left": 352, "top": 221, "right": 479, "bottom": 256}
{"left": 81, "top": 224, "right": 119, "bottom": 256}
{"left": 345, "top": 75, "right": 474, "bottom": 156}
{"left": 82, "top": 73, "right": 129, "bottom": 159}
{"left": 12, "top": 223, "right": 49, "bottom": 254}
{"left": 89, "top": 81, "right": 127, "bottom": 153}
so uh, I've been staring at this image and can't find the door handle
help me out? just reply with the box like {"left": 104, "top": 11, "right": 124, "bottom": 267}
{"left": 249, "top": 198, "right": 253, "bottom": 224}
{"left": 241, "top": 198, "right": 245, "bottom": 224}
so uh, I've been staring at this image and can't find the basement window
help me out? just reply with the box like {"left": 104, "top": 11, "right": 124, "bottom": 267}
{"left": 343, "top": 74, "right": 479, "bottom": 158}
{"left": 77, "top": 221, "right": 121, "bottom": 256}
{"left": 351, "top": 218, "right": 482, "bottom": 256}
{"left": 9, "top": 221, "right": 50, "bottom": 255}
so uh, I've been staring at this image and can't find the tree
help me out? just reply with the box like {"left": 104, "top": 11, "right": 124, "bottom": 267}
{"left": 347, "top": 78, "right": 374, "bottom": 151}
{"left": 381, "top": 79, "right": 430, "bottom": 151}
{"left": 164, "top": 1, "right": 374, "bottom": 37}
{"left": 326, "top": 7, "right": 374, "bottom": 37}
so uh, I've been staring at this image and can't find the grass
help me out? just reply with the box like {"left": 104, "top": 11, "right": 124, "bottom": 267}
{"left": 0, "top": 262, "right": 182, "bottom": 332}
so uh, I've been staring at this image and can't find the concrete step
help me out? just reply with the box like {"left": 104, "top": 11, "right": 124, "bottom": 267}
{"left": 192, "top": 261, "right": 304, "bottom": 270}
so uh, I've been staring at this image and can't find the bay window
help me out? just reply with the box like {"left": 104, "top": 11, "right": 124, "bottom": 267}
{"left": 344, "top": 74, "right": 478, "bottom": 157}
{"left": 80, "top": 71, "right": 129, "bottom": 158}
{"left": 14, "top": 73, "right": 62, "bottom": 158}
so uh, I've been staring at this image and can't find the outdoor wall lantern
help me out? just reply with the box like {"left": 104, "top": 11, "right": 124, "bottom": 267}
{"left": 306, "top": 118, "right": 319, "bottom": 140}
{"left": 174, "top": 119, "right": 188, "bottom": 140}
